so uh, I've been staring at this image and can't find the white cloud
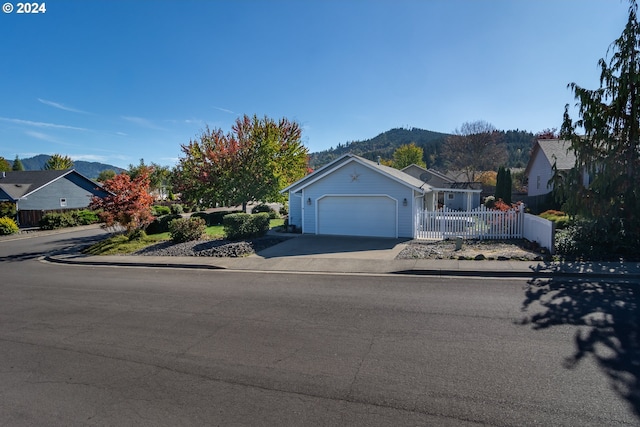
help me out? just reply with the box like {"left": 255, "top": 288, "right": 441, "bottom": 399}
{"left": 25, "top": 131, "right": 62, "bottom": 143}
{"left": 37, "top": 98, "right": 87, "bottom": 114}
{"left": 213, "top": 106, "right": 236, "bottom": 115}
{"left": 122, "top": 116, "right": 166, "bottom": 131}
{"left": 70, "top": 154, "right": 108, "bottom": 162}
{"left": 0, "top": 117, "right": 87, "bottom": 131}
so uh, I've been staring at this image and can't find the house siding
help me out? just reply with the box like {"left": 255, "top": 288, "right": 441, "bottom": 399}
{"left": 288, "top": 192, "right": 302, "bottom": 230}
{"left": 18, "top": 175, "right": 103, "bottom": 210}
{"left": 301, "top": 161, "right": 415, "bottom": 237}
{"left": 445, "top": 192, "right": 481, "bottom": 210}
{"left": 527, "top": 154, "right": 553, "bottom": 197}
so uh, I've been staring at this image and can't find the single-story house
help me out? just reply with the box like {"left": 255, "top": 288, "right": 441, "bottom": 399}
{"left": 0, "top": 169, "right": 110, "bottom": 226}
{"left": 281, "top": 154, "right": 480, "bottom": 238}
{"left": 524, "top": 139, "right": 588, "bottom": 197}
{"left": 402, "top": 164, "right": 482, "bottom": 210}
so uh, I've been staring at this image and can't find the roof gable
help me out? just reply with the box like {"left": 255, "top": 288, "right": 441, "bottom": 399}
{"left": 525, "top": 139, "right": 576, "bottom": 176}
{"left": 0, "top": 169, "right": 103, "bottom": 200}
{"left": 283, "top": 153, "right": 430, "bottom": 194}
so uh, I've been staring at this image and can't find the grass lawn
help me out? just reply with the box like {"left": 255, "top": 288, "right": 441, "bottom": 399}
{"left": 83, "top": 218, "right": 286, "bottom": 256}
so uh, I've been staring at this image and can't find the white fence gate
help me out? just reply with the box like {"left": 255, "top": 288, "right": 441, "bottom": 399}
{"left": 415, "top": 204, "right": 525, "bottom": 240}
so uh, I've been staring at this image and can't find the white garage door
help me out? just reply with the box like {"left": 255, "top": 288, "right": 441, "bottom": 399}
{"left": 317, "top": 196, "right": 397, "bottom": 237}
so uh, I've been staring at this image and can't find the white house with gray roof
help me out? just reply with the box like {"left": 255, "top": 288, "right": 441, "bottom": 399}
{"left": 281, "top": 153, "right": 479, "bottom": 238}
{"left": 524, "top": 139, "right": 589, "bottom": 197}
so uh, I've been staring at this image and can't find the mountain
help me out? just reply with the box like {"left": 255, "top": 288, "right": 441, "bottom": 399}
{"left": 309, "top": 127, "right": 537, "bottom": 170}
{"left": 309, "top": 127, "right": 450, "bottom": 169}
{"left": 19, "top": 155, "right": 126, "bottom": 179}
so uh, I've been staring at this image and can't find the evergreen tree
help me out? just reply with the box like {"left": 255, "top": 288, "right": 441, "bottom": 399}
{"left": 12, "top": 155, "right": 24, "bottom": 171}
{"left": 0, "top": 157, "right": 10, "bottom": 172}
{"left": 557, "top": 0, "right": 640, "bottom": 251}
{"left": 504, "top": 168, "right": 512, "bottom": 204}
{"left": 44, "top": 154, "right": 74, "bottom": 170}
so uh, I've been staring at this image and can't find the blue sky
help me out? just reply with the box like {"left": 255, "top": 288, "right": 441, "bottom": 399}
{"left": 0, "top": 0, "right": 628, "bottom": 169}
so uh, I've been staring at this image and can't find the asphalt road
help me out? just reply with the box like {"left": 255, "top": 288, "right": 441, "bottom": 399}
{"left": 0, "top": 229, "right": 638, "bottom": 426}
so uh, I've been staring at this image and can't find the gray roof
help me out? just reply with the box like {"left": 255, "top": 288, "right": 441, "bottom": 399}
{"left": 282, "top": 153, "right": 431, "bottom": 194}
{"left": 356, "top": 155, "right": 429, "bottom": 189}
{"left": 0, "top": 170, "right": 72, "bottom": 200}
{"left": 537, "top": 139, "right": 576, "bottom": 170}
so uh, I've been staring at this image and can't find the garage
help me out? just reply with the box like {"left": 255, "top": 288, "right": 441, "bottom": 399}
{"left": 317, "top": 195, "right": 397, "bottom": 237}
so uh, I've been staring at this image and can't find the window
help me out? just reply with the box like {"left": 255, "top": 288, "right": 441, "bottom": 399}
{"left": 60, "top": 198, "right": 67, "bottom": 207}
{"left": 447, "top": 193, "right": 455, "bottom": 200}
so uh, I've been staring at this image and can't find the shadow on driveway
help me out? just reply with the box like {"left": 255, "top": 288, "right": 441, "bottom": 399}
{"left": 255, "top": 234, "right": 411, "bottom": 259}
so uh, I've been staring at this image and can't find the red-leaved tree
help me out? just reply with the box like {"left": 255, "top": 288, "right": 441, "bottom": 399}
{"left": 90, "top": 170, "right": 154, "bottom": 233}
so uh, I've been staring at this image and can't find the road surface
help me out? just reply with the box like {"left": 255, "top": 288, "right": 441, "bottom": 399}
{"left": 0, "top": 229, "right": 637, "bottom": 425}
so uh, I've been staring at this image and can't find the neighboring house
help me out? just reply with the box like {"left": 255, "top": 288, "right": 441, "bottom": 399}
{"left": 524, "top": 139, "right": 588, "bottom": 197}
{"left": 0, "top": 169, "right": 110, "bottom": 226}
{"left": 281, "top": 154, "right": 479, "bottom": 238}
{"left": 402, "top": 164, "right": 482, "bottom": 210}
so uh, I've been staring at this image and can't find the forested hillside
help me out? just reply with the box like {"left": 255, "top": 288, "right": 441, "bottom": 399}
{"left": 309, "top": 127, "right": 537, "bottom": 171}
{"left": 19, "top": 155, "right": 125, "bottom": 179}
{"left": 309, "top": 128, "right": 448, "bottom": 169}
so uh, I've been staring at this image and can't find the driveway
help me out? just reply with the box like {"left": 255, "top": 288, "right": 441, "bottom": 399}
{"left": 255, "top": 234, "right": 410, "bottom": 260}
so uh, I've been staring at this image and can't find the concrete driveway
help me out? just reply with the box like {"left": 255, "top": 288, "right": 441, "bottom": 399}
{"left": 255, "top": 234, "right": 410, "bottom": 260}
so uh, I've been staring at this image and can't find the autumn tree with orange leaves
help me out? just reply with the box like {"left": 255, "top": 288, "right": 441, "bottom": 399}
{"left": 89, "top": 170, "right": 154, "bottom": 233}
{"left": 173, "top": 114, "right": 309, "bottom": 211}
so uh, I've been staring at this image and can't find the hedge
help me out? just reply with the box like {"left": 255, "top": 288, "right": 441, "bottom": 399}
{"left": 223, "top": 212, "right": 270, "bottom": 240}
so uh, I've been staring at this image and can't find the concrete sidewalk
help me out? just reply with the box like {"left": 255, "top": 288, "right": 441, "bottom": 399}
{"left": 7, "top": 224, "right": 639, "bottom": 279}
{"left": 47, "top": 246, "right": 640, "bottom": 279}
{"left": 48, "top": 254, "right": 640, "bottom": 278}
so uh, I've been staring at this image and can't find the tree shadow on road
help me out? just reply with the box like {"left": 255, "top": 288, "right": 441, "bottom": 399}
{"left": 520, "top": 264, "right": 640, "bottom": 417}
{"left": 0, "top": 234, "right": 107, "bottom": 262}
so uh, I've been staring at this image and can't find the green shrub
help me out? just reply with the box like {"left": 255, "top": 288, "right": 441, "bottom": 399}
{"left": 144, "top": 214, "right": 182, "bottom": 234}
{"left": 190, "top": 211, "right": 210, "bottom": 225}
{"left": 223, "top": 212, "right": 270, "bottom": 240}
{"left": 72, "top": 209, "right": 100, "bottom": 225}
{"left": 539, "top": 210, "right": 570, "bottom": 230}
{"left": 0, "top": 216, "right": 19, "bottom": 235}
{"left": 484, "top": 196, "right": 496, "bottom": 209}
{"left": 210, "top": 210, "right": 241, "bottom": 225}
{"left": 152, "top": 205, "right": 171, "bottom": 216}
{"left": 39, "top": 212, "right": 76, "bottom": 230}
{"left": 252, "top": 204, "right": 273, "bottom": 214}
{"left": 39, "top": 209, "right": 101, "bottom": 230}
{"left": 170, "top": 204, "right": 184, "bottom": 215}
{"left": 128, "top": 228, "right": 147, "bottom": 241}
{"left": 279, "top": 205, "right": 288, "bottom": 217}
{"left": 555, "top": 218, "right": 639, "bottom": 260}
{"left": 169, "top": 217, "right": 206, "bottom": 243}
{"left": 0, "top": 202, "right": 16, "bottom": 218}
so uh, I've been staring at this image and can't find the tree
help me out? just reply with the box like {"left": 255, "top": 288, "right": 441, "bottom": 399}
{"left": 0, "top": 157, "right": 10, "bottom": 172}
{"left": 128, "top": 159, "right": 173, "bottom": 199}
{"left": 89, "top": 170, "right": 154, "bottom": 233}
{"left": 535, "top": 128, "right": 559, "bottom": 140}
{"left": 442, "top": 121, "right": 507, "bottom": 181}
{"left": 495, "top": 166, "right": 512, "bottom": 204}
{"left": 97, "top": 169, "right": 116, "bottom": 183}
{"left": 173, "top": 114, "right": 309, "bottom": 211}
{"left": 12, "top": 155, "right": 24, "bottom": 171}
{"left": 556, "top": 0, "right": 640, "bottom": 248}
{"left": 392, "top": 143, "right": 426, "bottom": 169}
{"left": 44, "top": 154, "right": 73, "bottom": 170}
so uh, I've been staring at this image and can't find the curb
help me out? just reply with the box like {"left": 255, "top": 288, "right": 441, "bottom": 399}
{"left": 43, "top": 254, "right": 640, "bottom": 280}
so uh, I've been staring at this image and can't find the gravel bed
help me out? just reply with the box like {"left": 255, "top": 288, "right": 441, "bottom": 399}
{"left": 134, "top": 236, "right": 292, "bottom": 257}
{"left": 397, "top": 239, "right": 549, "bottom": 261}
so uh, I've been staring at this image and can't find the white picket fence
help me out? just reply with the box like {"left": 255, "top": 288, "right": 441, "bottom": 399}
{"left": 415, "top": 204, "right": 525, "bottom": 240}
